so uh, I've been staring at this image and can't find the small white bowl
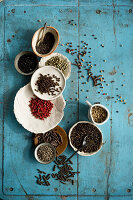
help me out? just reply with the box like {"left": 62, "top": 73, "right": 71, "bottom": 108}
{"left": 34, "top": 143, "right": 56, "bottom": 164}
{"left": 86, "top": 100, "right": 110, "bottom": 125}
{"left": 14, "top": 51, "right": 38, "bottom": 75}
{"left": 39, "top": 52, "right": 71, "bottom": 80}
{"left": 32, "top": 26, "right": 59, "bottom": 58}
{"left": 31, "top": 66, "right": 66, "bottom": 100}
{"left": 69, "top": 121, "right": 103, "bottom": 156}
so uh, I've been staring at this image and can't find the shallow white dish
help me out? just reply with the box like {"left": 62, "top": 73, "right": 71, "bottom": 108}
{"left": 39, "top": 52, "right": 71, "bottom": 80}
{"left": 69, "top": 121, "right": 103, "bottom": 156}
{"left": 31, "top": 66, "right": 66, "bottom": 100}
{"left": 14, "top": 83, "right": 66, "bottom": 133}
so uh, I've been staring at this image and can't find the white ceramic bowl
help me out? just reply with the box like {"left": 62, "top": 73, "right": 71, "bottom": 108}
{"left": 86, "top": 100, "right": 110, "bottom": 125}
{"left": 39, "top": 52, "right": 71, "bottom": 80}
{"left": 34, "top": 143, "right": 56, "bottom": 164}
{"left": 69, "top": 121, "right": 103, "bottom": 156}
{"left": 31, "top": 66, "right": 66, "bottom": 100}
{"left": 14, "top": 51, "right": 38, "bottom": 75}
{"left": 32, "top": 26, "right": 59, "bottom": 58}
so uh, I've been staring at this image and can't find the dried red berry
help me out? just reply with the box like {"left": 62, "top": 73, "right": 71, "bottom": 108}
{"left": 29, "top": 97, "right": 53, "bottom": 120}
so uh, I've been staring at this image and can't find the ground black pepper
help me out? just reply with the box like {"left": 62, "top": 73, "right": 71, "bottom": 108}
{"left": 18, "top": 53, "right": 38, "bottom": 74}
{"left": 36, "top": 32, "right": 55, "bottom": 54}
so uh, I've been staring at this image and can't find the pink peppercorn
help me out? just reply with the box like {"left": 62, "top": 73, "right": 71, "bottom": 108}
{"left": 29, "top": 97, "right": 53, "bottom": 120}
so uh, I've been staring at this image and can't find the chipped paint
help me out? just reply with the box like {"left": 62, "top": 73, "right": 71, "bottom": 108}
{"left": 60, "top": 195, "right": 67, "bottom": 200}
{"left": 106, "top": 96, "right": 111, "bottom": 100}
{"left": 128, "top": 113, "right": 133, "bottom": 126}
{"left": 109, "top": 67, "right": 117, "bottom": 75}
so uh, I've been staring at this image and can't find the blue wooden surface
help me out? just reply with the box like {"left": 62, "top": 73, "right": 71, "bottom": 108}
{"left": 0, "top": 0, "right": 133, "bottom": 200}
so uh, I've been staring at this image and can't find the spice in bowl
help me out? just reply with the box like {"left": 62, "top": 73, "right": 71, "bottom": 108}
{"left": 35, "top": 143, "right": 56, "bottom": 164}
{"left": 35, "top": 73, "right": 62, "bottom": 96}
{"left": 45, "top": 56, "right": 68, "bottom": 74}
{"left": 91, "top": 106, "right": 107, "bottom": 123}
{"left": 70, "top": 123, "right": 102, "bottom": 153}
{"left": 35, "top": 130, "right": 62, "bottom": 148}
{"left": 36, "top": 32, "right": 55, "bottom": 54}
{"left": 18, "top": 53, "right": 38, "bottom": 74}
{"left": 29, "top": 96, "right": 53, "bottom": 120}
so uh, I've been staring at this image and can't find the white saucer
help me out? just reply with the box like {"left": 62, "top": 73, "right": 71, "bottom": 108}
{"left": 31, "top": 66, "right": 66, "bottom": 100}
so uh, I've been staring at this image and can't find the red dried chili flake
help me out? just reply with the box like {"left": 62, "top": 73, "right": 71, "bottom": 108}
{"left": 29, "top": 97, "right": 53, "bottom": 120}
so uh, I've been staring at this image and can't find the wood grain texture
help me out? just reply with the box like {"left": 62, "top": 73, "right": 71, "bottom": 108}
{"left": 0, "top": 0, "right": 133, "bottom": 199}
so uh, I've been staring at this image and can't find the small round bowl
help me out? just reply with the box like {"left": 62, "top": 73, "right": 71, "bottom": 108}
{"left": 32, "top": 26, "right": 59, "bottom": 58}
{"left": 86, "top": 101, "right": 110, "bottom": 125}
{"left": 69, "top": 121, "right": 103, "bottom": 156}
{"left": 14, "top": 51, "right": 38, "bottom": 75}
{"left": 34, "top": 143, "right": 56, "bottom": 164}
{"left": 31, "top": 66, "right": 66, "bottom": 100}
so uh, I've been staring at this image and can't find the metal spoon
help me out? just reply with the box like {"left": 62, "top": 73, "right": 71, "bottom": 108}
{"left": 66, "top": 135, "right": 87, "bottom": 162}
{"left": 36, "top": 22, "right": 47, "bottom": 47}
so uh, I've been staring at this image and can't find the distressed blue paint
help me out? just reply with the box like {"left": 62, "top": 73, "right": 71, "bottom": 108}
{"left": 0, "top": 0, "right": 133, "bottom": 200}
{"left": 5, "top": 0, "right": 78, "bottom": 6}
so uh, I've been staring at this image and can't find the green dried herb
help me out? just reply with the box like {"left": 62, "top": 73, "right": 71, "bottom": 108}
{"left": 45, "top": 56, "right": 68, "bottom": 73}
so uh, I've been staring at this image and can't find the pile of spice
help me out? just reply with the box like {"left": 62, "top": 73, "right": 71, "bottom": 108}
{"left": 37, "top": 144, "right": 55, "bottom": 163}
{"left": 18, "top": 53, "right": 38, "bottom": 74}
{"left": 35, "top": 73, "right": 62, "bottom": 96}
{"left": 35, "top": 155, "right": 79, "bottom": 186}
{"left": 52, "top": 155, "right": 79, "bottom": 185}
{"left": 45, "top": 56, "right": 68, "bottom": 74}
{"left": 35, "top": 169, "right": 51, "bottom": 186}
{"left": 91, "top": 106, "right": 107, "bottom": 123}
{"left": 70, "top": 123, "right": 102, "bottom": 153}
{"left": 35, "top": 130, "right": 62, "bottom": 148}
{"left": 29, "top": 96, "right": 53, "bottom": 120}
{"left": 36, "top": 32, "right": 55, "bottom": 54}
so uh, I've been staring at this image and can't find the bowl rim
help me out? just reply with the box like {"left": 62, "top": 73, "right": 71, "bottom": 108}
{"left": 69, "top": 121, "right": 103, "bottom": 156}
{"left": 30, "top": 65, "right": 66, "bottom": 100}
{"left": 31, "top": 26, "right": 59, "bottom": 58}
{"left": 90, "top": 103, "right": 110, "bottom": 125}
{"left": 39, "top": 52, "right": 71, "bottom": 80}
{"left": 34, "top": 142, "right": 56, "bottom": 164}
{"left": 14, "top": 51, "right": 38, "bottom": 75}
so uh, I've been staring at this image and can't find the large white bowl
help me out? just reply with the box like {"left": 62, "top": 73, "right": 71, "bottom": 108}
{"left": 31, "top": 66, "right": 66, "bottom": 100}
{"left": 69, "top": 121, "right": 103, "bottom": 156}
